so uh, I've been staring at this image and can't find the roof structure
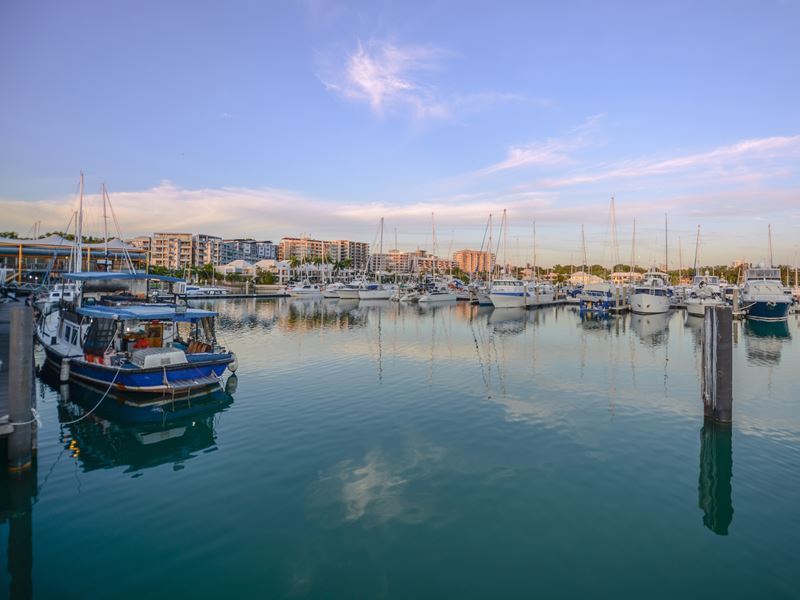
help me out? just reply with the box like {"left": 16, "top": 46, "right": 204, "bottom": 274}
{"left": 76, "top": 304, "right": 217, "bottom": 321}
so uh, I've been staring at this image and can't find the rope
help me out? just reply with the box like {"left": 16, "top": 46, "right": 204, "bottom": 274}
{"left": 60, "top": 365, "right": 123, "bottom": 426}
{"left": 7, "top": 407, "right": 41, "bottom": 427}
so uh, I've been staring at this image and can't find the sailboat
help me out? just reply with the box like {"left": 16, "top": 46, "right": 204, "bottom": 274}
{"left": 419, "top": 213, "right": 457, "bottom": 303}
{"left": 489, "top": 210, "right": 527, "bottom": 308}
{"left": 685, "top": 226, "right": 725, "bottom": 318}
{"left": 630, "top": 215, "right": 671, "bottom": 315}
{"left": 358, "top": 217, "right": 394, "bottom": 300}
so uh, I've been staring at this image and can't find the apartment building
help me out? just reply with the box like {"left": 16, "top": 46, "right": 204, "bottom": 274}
{"left": 454, "top": 249, "right": 495, "bottom": 275}
{"left": 221, "top": 239, "right": 277, "bottom": 264}
{"left": 327, "top": 239, "right": 369, "bottom": 270}
{"left": 151, "top": 232, "right": 193, "bottom": 270}
{"left": 278, "top": 237, "right": 326, "bottom": 262}
{"left": 194, "top": 234, "right": 222, "bottom": 266}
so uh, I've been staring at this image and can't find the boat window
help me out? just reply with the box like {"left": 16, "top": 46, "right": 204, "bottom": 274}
{"left": 84, "top": 318, "right": 116, "bottom": 355}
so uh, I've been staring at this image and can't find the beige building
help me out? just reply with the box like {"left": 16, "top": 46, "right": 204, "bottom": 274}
{"left": 194, "top": 234, "right": 222, "bottom": 266}
{"left": 278, "top": 236, "right": 326, "bottom": 262}
{"left": 151, "top": 232, "right": 193, "bottom": 270}
{"left": 454, "top": 249, "right": 495, "bottom": 275}
{"left": 327, "top": 239, "right": 369, "bottom": 270}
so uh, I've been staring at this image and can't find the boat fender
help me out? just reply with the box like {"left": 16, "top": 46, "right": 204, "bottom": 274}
{"left": 60, "top": 358, "right": 71, "bottom": 383}
{"left": 225, "top": 374, "right": 238, "bottom": 395}
{"left": 228, "top": 353, "right": 238, "bottom": 373}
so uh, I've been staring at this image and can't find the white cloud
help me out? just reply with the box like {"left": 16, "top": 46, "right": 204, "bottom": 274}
{"left": 320, "top": 39, "right": 530, "bottom": 123}
{"left": 478, "top": 114, "right": 605, "bottom": 175}
{"left": 321, "top": 39, "right": 450, "bottom": 120}
{"left": 541, "top": 134, "right": 800, "bottom": 188}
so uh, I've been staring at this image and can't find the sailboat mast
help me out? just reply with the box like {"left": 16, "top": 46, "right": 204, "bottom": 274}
{"left": 768, "top": 224, "right": 774, "bottom": 267}
{"left": 76, "top": 172, "right": 84, "bottom": 273}
{"left": 431, "top": 212, "right": 436, "bottom": 279}
{"left": 532, "top": 220, "right": 537, "bottom": 281}
{"left": 630, "top": 218, "right": 636, "bottom": 280}
{"left": 102, "top": 183, "right": 109, "bottom": 266}
{"left": 664, "top": 213, "right": 668, "bottom": 276}
{"left": 488, "top": 213, "right": 493, "bottom": 282}
{"left": 581, "top": 224, "right": 587, "bottom": 285}
{"left": 502, "top": 209, "right": 507, "bottom": 275}
{"left": 610, "top": 195, "right": 619, "bottom": 271}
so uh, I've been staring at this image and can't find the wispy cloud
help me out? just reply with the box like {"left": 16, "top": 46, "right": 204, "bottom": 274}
{"left": 321, "top": 39, "right": 451, "bottom": 120}
{"left": 478, "top": 114, "right": 605, "bottom": 175}
{"left": 320, "top": 39, "right": 530, "bottom": 123}
{"left": 541, "top": 134, "right": 800, "bottom": 188}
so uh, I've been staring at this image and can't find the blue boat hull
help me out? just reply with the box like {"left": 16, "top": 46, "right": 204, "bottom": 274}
{"left": 746, "top": 300, "right": 790, "bottom": 322}
{"left": 43, "top": 346, "right": 233, "bottom": 394}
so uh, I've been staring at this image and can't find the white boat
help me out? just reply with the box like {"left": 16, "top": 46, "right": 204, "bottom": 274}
{"left": 685, "top": 273, "right": 725, "bottom": 318}
{"left": 399, "top": 289, "right": 421, "bottom": 302}
{"left": 419, "top": 286, "right": 457, "bottom": 303}
{"left": 489, "top": 278, "right": 527, "bottom": 308}
{"left": 290, "top": 280, "right": 322, "bottom": 297}
{"left": 358, "top": 283, "right": 394, "bottom": 300}
{"left": 526, "top": 282, "right": 555, "bottom": 307}
{"left": 631, "top": 272, "right": 671, "bottom": 314}
{"left": 741, "top": 265, "right": 791, "bottom": 322}
{"left": 322, "top": 282, "right": 345, "bottom": 298}
{"left": 37, "top": 280, "right": 80, "bottom": 313}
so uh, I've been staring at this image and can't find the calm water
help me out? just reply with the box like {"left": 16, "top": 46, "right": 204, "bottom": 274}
{"left": 3, "top": 299, "right": 800, "bottom": 599}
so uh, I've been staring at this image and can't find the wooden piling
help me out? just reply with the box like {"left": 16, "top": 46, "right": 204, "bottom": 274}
{"left": 702, "top": 304, "right": 733, "bottom": 423}
{"left": 7, "top": 305, "right": 34, "bottom": 473}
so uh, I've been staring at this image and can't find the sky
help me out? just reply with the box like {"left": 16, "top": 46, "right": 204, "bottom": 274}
{"left": 1, "top": 0, "right": 799, "bottom": 267}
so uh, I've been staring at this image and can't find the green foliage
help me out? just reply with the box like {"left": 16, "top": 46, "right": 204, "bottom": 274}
{"left": 0, "top": 231, "right": 19, "bottom": 239}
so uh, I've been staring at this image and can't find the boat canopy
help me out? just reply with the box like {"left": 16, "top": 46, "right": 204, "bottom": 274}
{"left": 76, "top": 304, "right": 217, "bottom": 322}
{"left": 63, "top": 271, "right": 184, "bottom": 283}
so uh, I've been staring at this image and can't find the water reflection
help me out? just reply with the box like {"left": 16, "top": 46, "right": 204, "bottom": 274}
{"left": 488, "top": 308, "right": 527, "bottom": 336}
{"left": 36, "top": 367, "right": 235, "bottom": 474}
{"left": 630, "top": 312, "right": 671, "bottom": 347}
{"left": 0, "top": 466, "right": 36, "bottom": 600}
{"left": 698, "top": 420, "right": 734, "bottom": 535}
{"left": 743, "top": 320, "right": 792, "bottom": 366}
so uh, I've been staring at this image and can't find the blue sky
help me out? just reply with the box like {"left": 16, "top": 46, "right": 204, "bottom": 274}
{"left": 1, "top": 0, "right": 799, "bottom": 266}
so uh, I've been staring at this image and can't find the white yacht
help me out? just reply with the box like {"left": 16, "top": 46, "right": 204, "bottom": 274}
{"left": 289, "top": 280, "right": 322, "bottom": 297}
{"left": 741, "top": 265, "right": 791, "bottom": 322}
{"left": 419, "top": 285, "right": 457, "bottom": 303}
{"left": 322, "top": 282, "right": 345, "bottom": 298}
{"left": 358, "top": 282, "right": 394, "bottom": 300}
{"left": 630, "top": 272, "right": 671, "bottom": 315}
{"left": 526, "top": 281, "right": 555, "bottom": 307}
{"left": 685, "top": 273, "right": 725, "bottom": 318}
{"left": 489, "top": 278, "right": 527, "bottom": 308}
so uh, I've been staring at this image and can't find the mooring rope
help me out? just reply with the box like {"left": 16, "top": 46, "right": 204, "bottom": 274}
{"left": 59, "top": 365, "right": 123, "bottom": 426}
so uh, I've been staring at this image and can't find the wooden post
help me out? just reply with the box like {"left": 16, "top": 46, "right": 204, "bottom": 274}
{"left": 702, "top": 305, "right": 733, "bottom": 423}
{"left": 7, "top": 305, "right": 34, "bottom": 473}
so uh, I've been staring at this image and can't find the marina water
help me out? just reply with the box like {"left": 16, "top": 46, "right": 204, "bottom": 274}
{"left": 3, "top": 299, "right": 800, "bottom": 598}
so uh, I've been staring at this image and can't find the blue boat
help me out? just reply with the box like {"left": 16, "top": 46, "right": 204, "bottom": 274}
{"left": 36, "top": 272, "right": 237, "bottom": 396}
{"left": 578, "top": 282, "right": 624, "bottom": 315}
{"left": 740, "top": 265, "right": 791, "bottom": 322}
